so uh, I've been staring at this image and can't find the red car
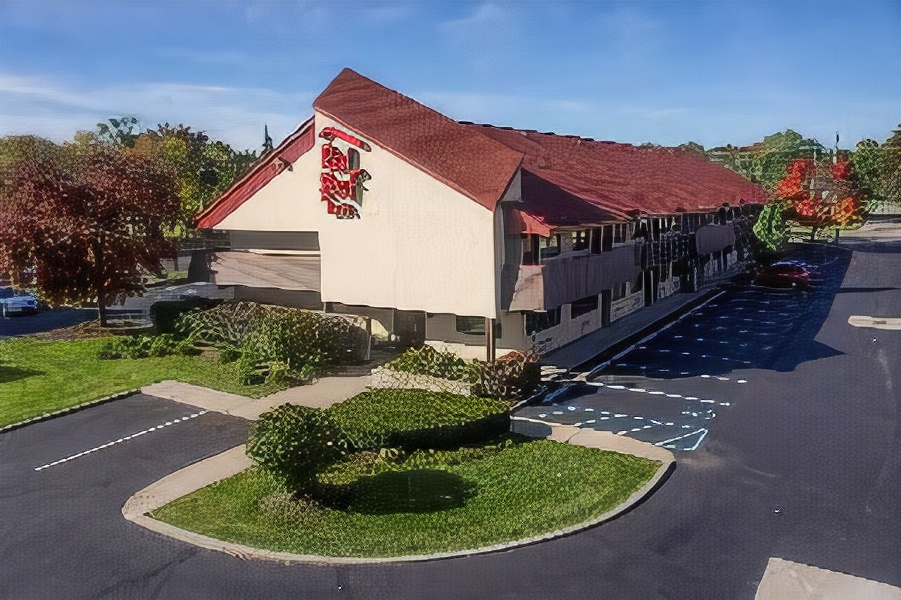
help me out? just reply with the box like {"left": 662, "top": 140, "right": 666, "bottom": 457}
{"left": 753, "top": 262, "right": 812, "bottom": 290}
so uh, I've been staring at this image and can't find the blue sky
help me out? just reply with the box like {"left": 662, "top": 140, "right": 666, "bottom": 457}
{"left": 1, "top": 1, "right": 898, "bottom": 152}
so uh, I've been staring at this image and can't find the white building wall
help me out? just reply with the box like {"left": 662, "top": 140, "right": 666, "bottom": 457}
{"left": 214, "top": 112, "right": 507, "bottom": 319}
{"left": 216, "top": 139, "right": 325, "bottom": 232}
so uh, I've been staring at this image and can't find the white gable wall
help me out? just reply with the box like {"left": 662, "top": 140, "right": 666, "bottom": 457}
{"left": 214, "top": 113, "right": 505, "bottom": 319}
{"left": 215, "top": 135, "right": 325, "bottom": 232}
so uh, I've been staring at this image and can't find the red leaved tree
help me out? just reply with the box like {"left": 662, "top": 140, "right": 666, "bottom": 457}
{"left": 776, "top": 157, "right": 869, "bottom": 239}
{"left": 0, "top": 142, "right": 179, "bottom": 325}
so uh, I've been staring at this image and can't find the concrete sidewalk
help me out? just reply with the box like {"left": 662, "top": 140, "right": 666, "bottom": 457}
{"left": 141, "top": 374, "right": 371, "bottom": 421}
{"left": 511, "top": 417, "right": 674, "bottom": 463}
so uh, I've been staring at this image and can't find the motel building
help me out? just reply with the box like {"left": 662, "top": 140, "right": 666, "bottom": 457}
{"left": 195, "top": 68, "right": 767, "bottom": 361}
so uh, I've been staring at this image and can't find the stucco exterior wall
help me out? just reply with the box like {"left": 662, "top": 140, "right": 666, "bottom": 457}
{"left": 214, "top": 112, "right": 504, "bottom": 318}
{"left": 215, "top": 143, "right": 324, "bottom": 232}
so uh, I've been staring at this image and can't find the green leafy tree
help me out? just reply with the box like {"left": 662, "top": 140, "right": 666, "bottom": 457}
{"left": 0, "top": 135, "right": 61, "bottom": 170}
{"left": 882, "top": 125, "right": 901, "bottom": 208}
{"left": 95, "top": 116, "right": 142, "bottom": 149}
{"left": 131, "top": 123, "right": 257, "bottom": 238}
{"left": 752, "top": 202, "right": 789, "bottom": 253}
{"left": 710, "top": 130, "right": 825, "bottom": 190}
{"left": 677, "top": 141, "right": 707, "bottom": 158}
{"left": 754, "top": 130, "right": 825, "bottom": 190}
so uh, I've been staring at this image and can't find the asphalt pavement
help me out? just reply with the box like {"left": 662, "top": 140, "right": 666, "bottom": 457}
{"left": 514, "top": 244, "right": 853, "bottom": 452}
{"left": 1, "top": 238, "right": 899, "bottom": 599}
{"left": 0, "top": 308, "right": 94, "bottom": 338}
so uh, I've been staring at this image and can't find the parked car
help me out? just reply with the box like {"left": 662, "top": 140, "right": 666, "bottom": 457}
{"left": 753, "top": 262, "right": 812, "bottom": 290}
{"left": 0, "top": 286, "right": 39, "bottom": 316}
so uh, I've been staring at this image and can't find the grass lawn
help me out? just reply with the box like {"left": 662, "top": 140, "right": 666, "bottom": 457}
{"left": 151, "top": 439, "right": 661, "bottom": 558}
{"left": 0, "top": 337, "right": 288, "bottom": 427}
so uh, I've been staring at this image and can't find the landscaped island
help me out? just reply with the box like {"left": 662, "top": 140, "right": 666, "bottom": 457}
{"left": 150, "top": 389, "right": 661, "bottom": 559}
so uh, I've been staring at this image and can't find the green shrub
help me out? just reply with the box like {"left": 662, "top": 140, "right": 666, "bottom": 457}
{"left": 471, "top": 351, "right": 541, "bottom": 400}
{"left": 176, "top": 301, "right": 273, "bottom": 348}
{"left": 218, "top": 346, "right": 241, "bottom": 364}
{"left": 385, "top": 347, "right": 540, "bottom": 400}
{"left": 385, "top": 346, "right": 478, "bottom": 382}
{"left": 97, "top": 334, "right": 194, "bottom": 360}
{"left": 246, "top": 404, "right": 349, "bottom": 494}
{"left": 328, "top": 389, "right": 510, "bottom": 452}
{"left": 176, "top": 302, "right": 366, "bottom": 386}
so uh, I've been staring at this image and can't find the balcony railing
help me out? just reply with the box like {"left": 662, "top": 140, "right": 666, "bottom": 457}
{"left": 644, "top": 232, "right": 695, "bottom": 267}
{"left": 503, "top": 243, "right": 641, "bottom": 312}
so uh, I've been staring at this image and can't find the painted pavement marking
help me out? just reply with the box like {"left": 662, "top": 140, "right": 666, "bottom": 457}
{"left": 655, "top": 427, "right": 709, "bottom": 451}
{"left": 585, "top": 379, "right": 732, "bottom": 407}
{"left": 34, "top": 410, "right": 207, "bottom": 472}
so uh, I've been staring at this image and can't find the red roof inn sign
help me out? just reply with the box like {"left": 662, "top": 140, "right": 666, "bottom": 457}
{"left": 319, "top": 126, "right": 371, "bottom": 219}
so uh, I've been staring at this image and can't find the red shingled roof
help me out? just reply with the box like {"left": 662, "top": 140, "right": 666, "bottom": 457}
{"left": 197, "top": 69, "right": 767, "bottom": 233}
{"left": 314, "top": 69, "right": 523, "bottom": 211}
{"left": 467, "top": 125, "right": 767, "bottom": 217}
{"left": 513, "top": 169, "right": 621, "bottom": 236}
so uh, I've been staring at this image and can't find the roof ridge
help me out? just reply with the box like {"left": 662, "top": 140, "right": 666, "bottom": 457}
{"left": 459, "top": 121, "right": 635, "bottom": 147}
{"left": 314, "top": 69, "right": 523, "bottom": 211}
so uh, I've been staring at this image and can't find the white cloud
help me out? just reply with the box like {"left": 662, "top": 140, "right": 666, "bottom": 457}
{"left": 0, "top": 72, "right": 313, "bottom": 150}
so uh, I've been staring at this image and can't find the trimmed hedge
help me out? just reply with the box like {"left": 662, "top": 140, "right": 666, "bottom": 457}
{"left": 246, "top": 390, "right": 512, "bottom": 502}
{"left": 328, "top": 389, "right": 510, "bottom": 452}
{"left": 246, "top": 404, "right": 348, "bottom": 494}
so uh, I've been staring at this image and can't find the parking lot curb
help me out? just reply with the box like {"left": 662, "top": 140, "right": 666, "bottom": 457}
{"left": 0, "top": 389, "right": 141, "bottom": 434}
{"left": 124, "top": 419, "right": 674, "bottom": 565}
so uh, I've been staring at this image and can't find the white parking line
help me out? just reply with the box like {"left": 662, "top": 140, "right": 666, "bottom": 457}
{"left": 33, "top": 411, "right": 206, "bottom": 472}
{"left": 586, "top": 379, "right": 732, "bottom": 406}
{"left": 655, "top": 427, "right": 708, "bottom": 447}
{"left": 686, "top": 429, "right": 709, "bottom": 451}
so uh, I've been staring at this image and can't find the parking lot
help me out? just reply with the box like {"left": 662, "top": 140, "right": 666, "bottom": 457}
{"left": 514, "top": 245, "right": 851, "bottom": 451}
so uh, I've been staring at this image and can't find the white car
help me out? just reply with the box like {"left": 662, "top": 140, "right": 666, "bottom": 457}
{"left": 0, "top": 286, "right": 38, "bottom": 316}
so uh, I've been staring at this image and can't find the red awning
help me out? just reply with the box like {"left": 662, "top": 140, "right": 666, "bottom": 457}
{"left": 508, "top": 208, "right": 553, "bottom": 237}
